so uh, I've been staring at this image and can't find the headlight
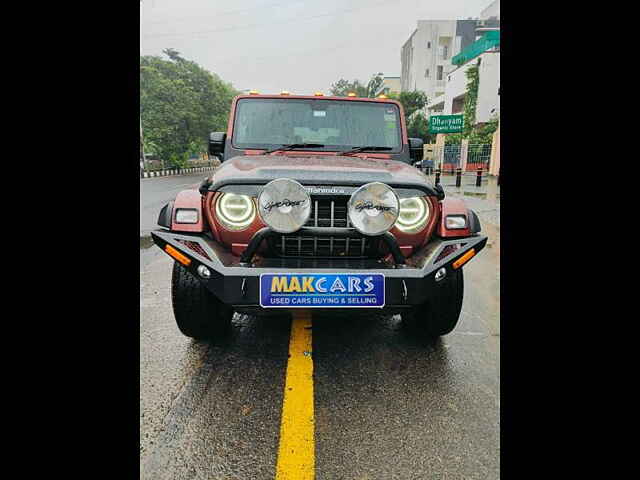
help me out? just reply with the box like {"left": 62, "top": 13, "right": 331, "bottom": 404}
{"left": 175, "top": 208, "right": 199, "bottom": 224}
{"left": 395, "top": 197, "right": 430, "bottom": 233}
{"left": 445, "top": 215, "right": 467, "bottom": 229}
{"left": 215, "top": 193, "right": 256, "bottom": 230}
{"left": 347, "top": 182, "right": 399, "bottom": 236}
{"left": 258, "top": 178, "right": 311, "bottom": 233}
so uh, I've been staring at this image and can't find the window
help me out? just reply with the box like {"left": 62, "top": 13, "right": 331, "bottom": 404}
{"left": 425, "top": 68, "right": 429, "bottom": 78}
{"left": 442, "top": 45, "right": 448, "bottom": 59}
{"left": 437, "top": 66, "right": 443, "bottom": 80}
{"left": 232, "top": 98, "right": 402, "bottom": 152}
{"left": 427, "top": 41, "right": 431, "bottom": 49}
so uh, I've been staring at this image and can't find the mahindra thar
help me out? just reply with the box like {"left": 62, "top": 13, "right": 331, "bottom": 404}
{"left": 151, "top": 92, "right": 487, "bottom": 340}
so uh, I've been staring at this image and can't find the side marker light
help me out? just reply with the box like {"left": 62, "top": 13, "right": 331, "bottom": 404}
{"left": 452, "top": 248, "right": 476, "bottom": 269}
{"left": 165, "top": 244, "right": 191, "bottom": 266}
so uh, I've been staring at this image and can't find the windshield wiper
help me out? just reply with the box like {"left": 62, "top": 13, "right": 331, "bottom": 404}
{"left": 338, "top": 146, "right": 393, "bottom": 156}
{"left": 261, "top": 143, "right": 325, "bottom": 154}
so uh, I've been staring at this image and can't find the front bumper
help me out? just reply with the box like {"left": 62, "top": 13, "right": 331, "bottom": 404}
{"left": 151, "top": 229, "right": 487, "bottom": 312}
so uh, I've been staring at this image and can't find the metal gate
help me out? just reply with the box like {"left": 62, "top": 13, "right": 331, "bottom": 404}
{"left": 431, "top": 143, "right": 491, "bottom": 172}
{"left": 466, "top": 144, "right": 491, "bottom": 170}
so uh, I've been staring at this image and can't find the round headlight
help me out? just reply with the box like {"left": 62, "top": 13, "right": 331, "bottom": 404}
{"left": 395, "top": 196, "right": 430, "bottom": 233}
{"left": 215, "top": 193, "right": 256, "bottom": 230}
{"left": 258, "top": 178, "right": 311, "bottom": 233}
{"left": 347, "top": 182, "right": 399, "bottom": 236}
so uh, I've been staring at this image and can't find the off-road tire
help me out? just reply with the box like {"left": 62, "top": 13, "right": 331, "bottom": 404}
{"left": 402, "top": 268, "right": 464, "bottom": 337}
{"left": 171, "top": 262, "right": 233, "bottom": 339}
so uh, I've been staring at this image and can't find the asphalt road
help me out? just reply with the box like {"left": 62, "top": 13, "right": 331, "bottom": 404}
{"left": 140, "top": 173, "right": 210, "bottom": 237}
{"left": 140, "top": 174, "right": 500, "bottom": 479}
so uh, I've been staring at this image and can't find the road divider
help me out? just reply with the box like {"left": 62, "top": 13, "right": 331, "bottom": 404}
{"left": 275, "top": 310, "right": 315, "bottom": 480}
{"left": 141, "top": 166, "right": 216, "bottom": 178}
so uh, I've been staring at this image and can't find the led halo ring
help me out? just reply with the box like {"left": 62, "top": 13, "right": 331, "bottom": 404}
{"left": 258, "top": 178, "right": 311, "bottom": 233}
{"left": 215, "top": 192, "right": 256, "bottom": 230}
{"left": 395, "top": 196, "right": 430, "bottom": 233}
{"left": 347, "top": 182, "right": 400, "bottom": 236}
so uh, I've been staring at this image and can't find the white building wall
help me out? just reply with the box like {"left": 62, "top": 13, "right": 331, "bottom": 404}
{"left": 401, "top": 20, "right": 460, "bottom": 98}
{"left": 476, "top": 52, "right": 500, "bottom": 122}
{"left": 440, "top": 51, "right": 500, "bottom": 122}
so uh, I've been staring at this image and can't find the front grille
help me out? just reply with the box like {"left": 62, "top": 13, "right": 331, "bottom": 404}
{"left": 266, "top": 196, "right": 380, "bottom": 258}
{"left": 273, "top": 234, "right": 375, "bottom": 258}
{"left": 304, "top": 198, "right": 349, "bottom": 228}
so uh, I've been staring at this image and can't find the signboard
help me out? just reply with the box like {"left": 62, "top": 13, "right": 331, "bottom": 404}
{"left": 260, "top": 273, "right": 385, "bottom": 308}
{"left": 429, "top": 114, "right": 464, "bottom": 134}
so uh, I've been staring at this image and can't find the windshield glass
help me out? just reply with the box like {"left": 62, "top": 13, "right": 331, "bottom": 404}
{"left": 232, "top": 98, "right": 402, "bottom": 152}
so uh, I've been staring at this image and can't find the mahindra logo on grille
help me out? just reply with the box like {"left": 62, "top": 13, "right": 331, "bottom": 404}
{"left": 262, "top": 198, "right": 307, "bottom": 212}
{"left": 305, "top": 186, "right": 347, "bottom": 195}
{"left": 355, "top": 201, "right": 394, "bottom": 212}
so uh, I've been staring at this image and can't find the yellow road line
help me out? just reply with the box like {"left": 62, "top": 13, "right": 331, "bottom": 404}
{"left": 275, "top": 310, "right": 315, "bottom": 480}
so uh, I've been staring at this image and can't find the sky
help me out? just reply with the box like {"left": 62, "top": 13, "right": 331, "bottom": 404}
{"left": 140, "top": 0, "right": 491, "bottom": 94}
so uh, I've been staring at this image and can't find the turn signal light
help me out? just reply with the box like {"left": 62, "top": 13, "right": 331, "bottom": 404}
{"left": 165, "top": 244, "right": 191, "bottom": 266}
{"left": 314, "top": 91, "right": 324, "bottom": 96}
{"left": 452, "top": 248, "right": 475, "bottom": 269}
{"left": 249, "top": 90, "right": 259, "bottom": 95}
{"left": 378, "top": 94, "right": 388, "bottom": 99}
{"left": 347, "top": 92, "right": 357, "bottom": 97}
{"left": 280, "top": 90, "right": 290, "bottom": 95}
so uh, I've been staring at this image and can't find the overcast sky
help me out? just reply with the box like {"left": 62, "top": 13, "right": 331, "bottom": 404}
{"left": 140, "top": 0, "right": 491, "bottom": 94}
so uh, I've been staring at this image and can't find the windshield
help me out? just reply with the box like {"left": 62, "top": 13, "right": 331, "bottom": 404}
{"left": 232, "top": 98, "right": 402, "bottom": 152}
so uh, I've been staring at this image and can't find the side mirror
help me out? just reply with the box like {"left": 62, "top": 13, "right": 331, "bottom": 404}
{"left": 209, "top": 132, "right": 226, "bottom": 157}
{"left": 408, "top": 138, "right": 424, "bottom": 162}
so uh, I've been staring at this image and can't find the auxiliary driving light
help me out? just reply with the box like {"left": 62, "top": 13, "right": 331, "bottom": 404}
{"left": 258, "top": 178, "right": 311, "bottom": 233}
{"left": 197, "top": 265, "right": 211, "bottom": 279}
{"left": 435, "top": 267, "right": 447, "bottom": 282}
{"left": 347, "top": 182, "right": 399, "bottom": 236}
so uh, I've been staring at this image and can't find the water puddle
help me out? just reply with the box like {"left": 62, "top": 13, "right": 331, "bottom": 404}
{"left": 463, "top": 191, "right": 488, "bottom": 199}
{"left": 140, "top": 235, "right": 155, "bottom": 250}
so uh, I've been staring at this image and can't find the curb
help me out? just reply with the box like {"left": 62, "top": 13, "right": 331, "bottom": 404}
{"left": 140, "top": 166, "right": 216, "bottom": 179}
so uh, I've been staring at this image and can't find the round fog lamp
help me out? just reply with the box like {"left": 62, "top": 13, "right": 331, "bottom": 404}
{"left": 197, "top": 265, "right": 211, "bottom": 279}
{"left": 347, "top": 182, "right": 399, "bottom": 236}
{"left": 258, "top": 178, "right": 311, "bottom": 233}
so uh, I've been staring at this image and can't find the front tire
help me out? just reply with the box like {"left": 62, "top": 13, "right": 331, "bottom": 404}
{"left": 402, "top": 268, "right": 464, "bottom": 337}
{"left": 171, "top": 262, "right": 233, "bottom": 340}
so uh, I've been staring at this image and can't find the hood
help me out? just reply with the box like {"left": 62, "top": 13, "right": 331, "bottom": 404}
{"left": 211, "top": 155, "right": 434, "bottom": 192}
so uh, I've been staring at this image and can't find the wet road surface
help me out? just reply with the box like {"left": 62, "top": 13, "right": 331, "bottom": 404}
{"left": 140, "top": 174, "right": 500, "bottom": 479}
{"left": 140, "top": 173, "right": 210, "bottom": 236}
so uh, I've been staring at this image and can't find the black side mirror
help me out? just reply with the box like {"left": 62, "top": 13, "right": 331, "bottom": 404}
{"left": 408, "top": 137, "right": 424, "bottom": 162}
{"left": 209, "top": 132, "right": 226, "bottom": 157}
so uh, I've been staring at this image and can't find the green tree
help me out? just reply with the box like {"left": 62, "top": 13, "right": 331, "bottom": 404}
{"left": 140, "top": 49, "right": 238, "bottom": 168}
{"left": 330, "top": 73, "right": 384, "bottom": 98}
{"left": 388, "top": 90, "right": 429, "bottom": 119}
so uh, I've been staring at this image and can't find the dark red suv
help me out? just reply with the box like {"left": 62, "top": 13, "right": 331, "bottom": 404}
{"left": 152, "top": 93, "right": 486, "bottom": 340}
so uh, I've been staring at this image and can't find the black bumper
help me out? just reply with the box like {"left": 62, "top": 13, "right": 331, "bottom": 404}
{"left": 151, "top": 229, "right": 487, "bottom": 312}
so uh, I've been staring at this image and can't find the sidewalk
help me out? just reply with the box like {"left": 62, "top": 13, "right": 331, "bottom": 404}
{"left": 430, "top": 173, "right": 500, "bottom": 228}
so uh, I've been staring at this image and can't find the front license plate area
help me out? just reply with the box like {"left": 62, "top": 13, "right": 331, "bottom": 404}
{"left": 259, "top": 273, "right": 385, "bottom": 308}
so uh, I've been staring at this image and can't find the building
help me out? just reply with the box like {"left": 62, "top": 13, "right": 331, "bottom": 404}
{"left": 400, "top": 13, "right": 499, "bottom": 100}
{"left": 427, "top": 30, "right": 500, "bottom": 124}
{"left": 375, "top": 76, "right": 401, "bottom": 96}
